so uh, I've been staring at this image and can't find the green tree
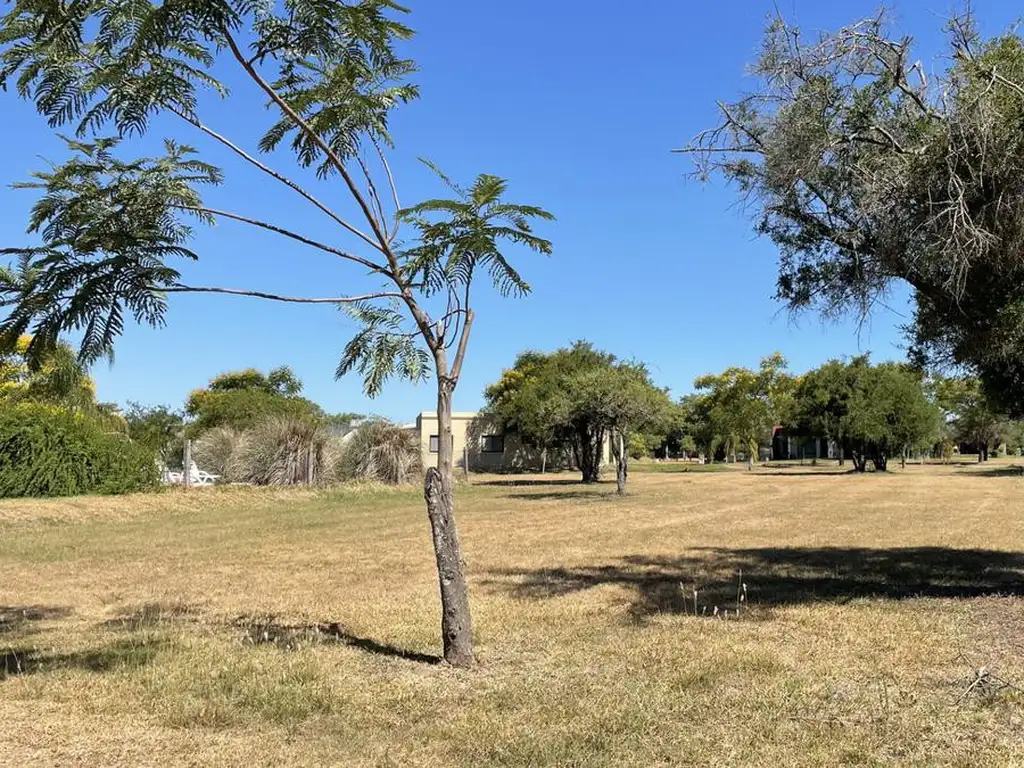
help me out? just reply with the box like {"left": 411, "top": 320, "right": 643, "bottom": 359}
{"left": 0, "top": 0, "right": 554, "bottom": 667}
{"left": 846, "top": 363, "right": 941, "bottom": 472}
{"left": 790, "top": 356, "right": 871, "bottom": 466}
{"left": 0, "top": 334, "right": 97, "bottom": 410}
{"left": 930, "top": 375, "right": 1005, "bottom": 461}
{"left": 484, "top": 342, "right": 672, "bottom": 491}
{"left": 124, "top": 402, "right": 185, "bottom": 468}
{"left": 206, "top": 366, "right": 303, "bottom": 397}
{"left": 674, "top": 394, "right": 716, "bottom": 461}
{"left": 694, "top": 353, "right": 793, "bottom": 469}
{"left": 681, "top": 8, "right": 1024, "bottom": 415}
{"left": 184, "top": 367, "right": 323, "bottom": 435}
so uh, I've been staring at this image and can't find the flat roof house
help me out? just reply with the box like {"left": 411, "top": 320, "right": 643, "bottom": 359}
{"left": 414, "top": 411, "right": 613, "bottom": 473}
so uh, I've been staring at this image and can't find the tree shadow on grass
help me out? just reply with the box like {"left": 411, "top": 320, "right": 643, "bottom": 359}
{"left": 0, "top": 605, "right": 73, "bottom": 637}
{"left": 1, "top": 638, "right": 162, "bottom": 679}
{"left": 474, "top": 479, "right": 586, "bottom": 488}
{"left": 752, "top": 470, "right": 859, "bottom": 477}
{"left": 505, "top": 490, "right": 619, "bottom": 502}
{"left": 102, "top": 601, "right": 200, "bottom": 632}
{"left": 233, "top": 616, "right": 442, "bottom": 664}
{"left": 98, "top": 603, "right": 441, "bottom": 665}
{"left": 484, "top": 547, "right": 1024, "bottom": 622}
{"left": 952, "top": 465, "right": 1024, "bottom": 478}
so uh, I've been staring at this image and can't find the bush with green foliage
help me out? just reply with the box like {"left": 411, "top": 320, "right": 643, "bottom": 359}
{"left": 124, "top": 402, "right": 185, "bottom": 468}
{"left": 0, "top": 403, "right": 158, "bottom": 497}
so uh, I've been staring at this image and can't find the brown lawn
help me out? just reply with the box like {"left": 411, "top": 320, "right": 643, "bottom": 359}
{"left": 1, "top": 462, "right": 1023, "bottom": 766}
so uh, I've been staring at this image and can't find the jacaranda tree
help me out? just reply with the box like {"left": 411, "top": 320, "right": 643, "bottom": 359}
{"left": 0, "top": 0, "right": 554, "bottom": 667}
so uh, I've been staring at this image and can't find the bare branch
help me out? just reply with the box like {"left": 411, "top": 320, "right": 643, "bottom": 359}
{"left": 220, "top": 27, "right": 439, "bottom": 350}
{"left": 172, "top": 205, "right": 390, "bottom": 275}
{"left": 372, "top": 136, "right": 402, "bottom": 242}
{"left": 221, "top": 28, "right": 392, "bottom": 253}
{"left": 168, "top": 108, "right": 383, "bottom": 252}
{"left": 449, "top": 309, "right": 475, "bottom": 383}
{"left": 162, "top": 285, "right": 402, "bottom": 304}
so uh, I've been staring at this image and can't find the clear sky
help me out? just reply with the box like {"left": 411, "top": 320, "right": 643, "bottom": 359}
{"left": 0, "top": 1, "right": 1020, "bottom": 420}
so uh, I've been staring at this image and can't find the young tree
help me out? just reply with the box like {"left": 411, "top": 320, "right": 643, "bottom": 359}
{"left": 681, "top": 8, "right": 1024, "bottom": 415}
{"left": 694, "top": 353, "right": 792, "bottom": 469}
{"left": 0, "top": 1, "right": 553, "bottom": 667}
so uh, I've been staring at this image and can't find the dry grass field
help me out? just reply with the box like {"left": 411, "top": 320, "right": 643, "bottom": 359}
{"left": 2, "top": 462, "right": 1024, "bottom": 766}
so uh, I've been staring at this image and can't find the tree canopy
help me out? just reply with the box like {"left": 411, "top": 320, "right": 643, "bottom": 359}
{"left": 0, "top": 334, "right": 98, "bottom": 410}
{"left": 682, "top": 8, "right": 1024, "bottom": 414}
{"left": 484, "top": 342, "right": 672, "bottom": 490}
{"left": 693, "top": 352, "right": 792, "bottom": 467}
{"left": 185, "top": 366, "right": 323, "bottom": 435}
{"left": 789, "top": 357, "right": 940, "bottom": 471}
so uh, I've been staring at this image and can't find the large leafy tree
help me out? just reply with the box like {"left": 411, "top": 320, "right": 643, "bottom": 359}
{"left": 681, "top": 8, "right": 1024, "bottom": 415}
{"left": 930, "top": 374, "right": 1008, "bottom": 461}
{"left": 184, "top": 366, "right": 323, "bottom": 435}
{"left": 846, "top": 363, "right": 941, "bottom": 471}
{"left": 693, "top": 352, "right": 792, "bottom": 468}
{"left": 484, "top": 342, "right": 672, "bottom": 492}
{"left": 790, "top": 356, "right": 871, "bottom": 466}
{"left": 0, "top": 0, "right": 554, "bottom": 667}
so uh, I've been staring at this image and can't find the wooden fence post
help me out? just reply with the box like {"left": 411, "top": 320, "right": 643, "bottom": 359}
{"left": 183, "top": 438, "right": 192, "bottom": 489}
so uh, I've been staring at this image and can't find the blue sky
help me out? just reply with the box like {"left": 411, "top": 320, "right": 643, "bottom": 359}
{"left": 1, "top": 0, "right": 1020, "bottom": 419}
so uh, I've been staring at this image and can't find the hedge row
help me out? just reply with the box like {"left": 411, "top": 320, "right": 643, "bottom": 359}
{"left": 0, "top": 404, "right": 158, "bottom": 498}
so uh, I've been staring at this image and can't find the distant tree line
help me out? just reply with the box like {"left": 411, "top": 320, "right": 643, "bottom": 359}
{"left": 483, "top": 343, "right": 1024, "bottom": 480}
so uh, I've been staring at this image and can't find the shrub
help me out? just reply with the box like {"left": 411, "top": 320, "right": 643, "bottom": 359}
{"left": 337, "top": 420, "right": 420, "bottom": 484}
{"left": 227, "top": 417, "right": 339, "bottom": 486}
{"left": 0, "top": 403, "right": 159, "bottom": 498}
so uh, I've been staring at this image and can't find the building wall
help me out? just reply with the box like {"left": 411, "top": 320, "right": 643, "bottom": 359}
{"left": 415, "top": 411, "right": 612, "bottom": 472}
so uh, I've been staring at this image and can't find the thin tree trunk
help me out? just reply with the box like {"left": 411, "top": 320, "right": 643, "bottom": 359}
{"left": 615, "top": 431, "right": 627, "bottom": 495}
{"left": 423, "top": 380, "right": 474, "bottom": 667}
{"left": 541, "top": 447, "right": 547, "bottom": 474}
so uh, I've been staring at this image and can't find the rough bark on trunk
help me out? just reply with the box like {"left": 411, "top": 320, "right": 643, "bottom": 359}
{"left": 424, "top": 382, "right": 474, "bottom": 667}
{"left": 851, "top": 451, "right": 867, "bottom": 472}
{"left": 872, "top": 449, "right": 888, "bottom": 472}
{"left": 615, "top": 432, "right": 627, "bottom": 495}
{"left": 578, "top": 425, "right": 602, "bottom": 483}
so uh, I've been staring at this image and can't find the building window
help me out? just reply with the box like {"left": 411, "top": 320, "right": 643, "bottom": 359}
{"left": 481, "top": 435, "right": 505, "bottom": 454}
{"left": 428, "top": 435, "right": 454, "bottom": 453}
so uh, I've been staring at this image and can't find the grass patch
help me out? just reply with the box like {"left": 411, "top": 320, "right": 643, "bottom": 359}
{"left": 0, "top": 466, "right": 1023, "bottom": 765}
{"left": 629, "top": 461, "right": 730, "bottom": 473}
